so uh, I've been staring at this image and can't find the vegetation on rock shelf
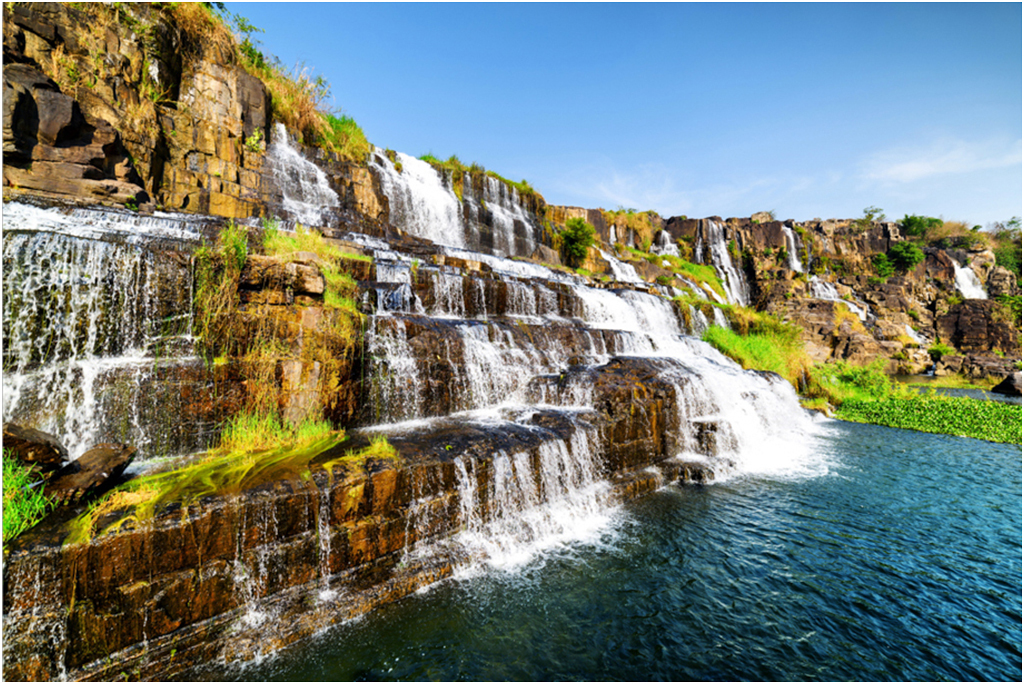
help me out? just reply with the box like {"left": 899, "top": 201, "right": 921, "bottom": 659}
{"left": 3, "top": 451, "right": 53, "bottom": 543}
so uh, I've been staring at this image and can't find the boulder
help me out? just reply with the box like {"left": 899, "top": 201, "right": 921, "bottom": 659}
{"left": 987, "top": 265, "right": 1020, "bottom": 298}
{"left": 43, "top": 443, "right": 136, "bottom": 505}
{"left": 2, "top": 423, "right": 68, "bottom": 471}
{"left": 991, "top": 372, "right": 1022, "bottom": 397}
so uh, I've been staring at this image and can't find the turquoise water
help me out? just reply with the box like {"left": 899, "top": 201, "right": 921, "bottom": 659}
{"left": 206, "top": 420, "right": 1021, "bottom": 681}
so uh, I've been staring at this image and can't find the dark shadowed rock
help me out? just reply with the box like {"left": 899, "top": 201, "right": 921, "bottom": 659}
{"left": 43, "top": 443, "right": 135, "bottom": 504}
{"left": 991, "top": 372, "right": 1022, "bottom": 397}
{"left": 2, "top": 423, "right": 68, "bottom": 470}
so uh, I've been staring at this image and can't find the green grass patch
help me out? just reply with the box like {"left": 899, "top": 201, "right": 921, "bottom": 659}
{"left": 702, "top": 323, "right": 810, "bottom": 387}
{"left": 63, "top": 418, "right": 401, "bottom": 545}
{"left": 3, "top": 452, "right": 53, "bottom": 543}
{"left": 836, "top": 396, "right": 1022, "bottom": 444}
{"left": 262, "top": 222, "right": 365, "bottom": 323}
{"left": 632, "top": 249, "right": 726, "bottom": 299}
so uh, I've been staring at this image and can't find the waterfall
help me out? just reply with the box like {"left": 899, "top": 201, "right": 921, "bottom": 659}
{"left": 651, "top": 230, "right": 680, "bottom": 257}
{"left": 264, "top": 123, "right": 340, "bottom": 228}
{"left": 781, "top": 225, "right": 804, "bottom": 273}
{"left": 904, "top": 324, "right": 927, "bottom": 346}
{"left": 453, "top": 424, "right": 612, "bottom": 569}
{"left": 953, "top": 264, "right": 987, "bottom": 300}
{"left": 370, "top": 149, "right": 466, "bottom": 248}
{"left": 2, "top": 202, "right": 205, "bottom": 458}
{"left": 703, "top": 220, "right": 749, "bottom": 305}
{"left": 809, "top": 275, "right": 870, "bottom": 321}
{"left": 479, "top": 175, "right": 537, "bottom": 257}
{"left": 599, "top": 249, "right": 645, "bottom": 284}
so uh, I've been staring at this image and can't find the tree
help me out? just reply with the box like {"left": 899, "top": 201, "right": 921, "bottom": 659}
{"left": 852, "top": 206, "right": 885, "bottom": 232}
{"left": 888, "top": 241, "right": 925, "bottom": 272}
{"left": 560, "top": 217, "right": 595, "bottom": 268}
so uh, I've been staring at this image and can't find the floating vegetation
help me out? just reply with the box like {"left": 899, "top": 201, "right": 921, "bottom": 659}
{"left": 836, "top": 395, "right": 1022, "bottom": 444}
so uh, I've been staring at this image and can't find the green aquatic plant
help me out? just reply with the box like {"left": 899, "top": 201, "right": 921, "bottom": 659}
{"left": 836, "top": 396, "right": 1021, "bottom": 444}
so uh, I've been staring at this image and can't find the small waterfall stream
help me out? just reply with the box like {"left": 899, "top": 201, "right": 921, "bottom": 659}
{"left": 953, "top": 263, "right": 988, "bottom": 299}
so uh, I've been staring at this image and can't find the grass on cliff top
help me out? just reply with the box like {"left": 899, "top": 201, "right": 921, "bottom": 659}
{"left": 836, "top": 395, "right": 1022, "bottom": 444}
{"left": 64, "top": 414, "right": 399, "bottom": 546}
{"left": 417, "top": 153, "right": 539, "bottom": 203}
{"left": 3, "top": 451, "right": 53, "bottom": 543}
{"left": 641, "top": 250, "right": 727, "bottom": 300}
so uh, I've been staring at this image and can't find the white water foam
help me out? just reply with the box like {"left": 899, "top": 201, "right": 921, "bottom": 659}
{"left": 953, "top": 263, "right": 987, "bottom": 299}
{"left": 370, "top": 149, "right": 466, "bottom": 248}
{"left": 264, "top": 123, "right": 340, "bottom": 228}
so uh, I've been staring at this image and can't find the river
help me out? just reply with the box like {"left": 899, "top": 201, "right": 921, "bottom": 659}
{"left": 199, "top": 419, "right": 1022, "bottom": 681}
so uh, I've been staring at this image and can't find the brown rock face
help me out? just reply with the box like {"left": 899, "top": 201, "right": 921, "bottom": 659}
{"left": 987, "top": 265, "right": 1020, "bottom": 298}
{"left": 3, "top": 62, "right": 145, "bottom": 204}
{"left": 936, "top": 301, "right": 1020, "bottom": 356}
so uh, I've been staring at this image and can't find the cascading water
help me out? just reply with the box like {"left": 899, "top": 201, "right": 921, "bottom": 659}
{"left": 264, "top": 123, "right": 340, "bottom": 228}
{"left": 370, "top": 149, "right": 466, "bottom": 248}
{"left": 781, "top": 225, "right": 804, "bottom": 273}
{"left": 809, "top": 275, "right": 871, "bottom": 321}
{"left": 953, "top": 263, "right": 988, "bottom": 299}
{"left": 2, "top": 202, "right": 208, "bottom": 458}
{"left": 701, "top": 220, "right": 749, "bottom": 305}
{"left": 651, "top": 230, "right": 680, "bottom": 257}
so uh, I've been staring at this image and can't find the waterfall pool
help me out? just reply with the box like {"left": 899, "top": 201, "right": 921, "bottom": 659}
{"left": 198, "top": 419, "right": 1021, "bottom": 681}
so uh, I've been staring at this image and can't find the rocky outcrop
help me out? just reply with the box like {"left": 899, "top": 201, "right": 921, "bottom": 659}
{"left": 3, "top": 62, "right": 145, "bottom": 203}
{"left": 991, "top": 372, "right": 1022, "bottom": 397}
{"left": 2, "top": 423, "right": 68, "bottom": 471}
{"left": 936, "top": 301, "right": 1020, "bottom": 356}
{"left": 43, "top": 443, "right": 135, "bottom": 504}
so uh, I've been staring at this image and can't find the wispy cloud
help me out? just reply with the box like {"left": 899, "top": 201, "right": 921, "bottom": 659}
{"left": 551, "top": 162, "right": 825, "bottom": 220}
{"left": 861, "top": 137, "right": 1022, "bottom": 184}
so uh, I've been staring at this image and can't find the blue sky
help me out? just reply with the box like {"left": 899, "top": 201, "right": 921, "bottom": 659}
{"left": 231, "top": 2, "right": 1021, "bottom": 225}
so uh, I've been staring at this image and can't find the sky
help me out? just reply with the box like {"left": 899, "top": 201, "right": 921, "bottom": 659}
{"left": 230, "top": 2, "right": 1022, "bottom": 226}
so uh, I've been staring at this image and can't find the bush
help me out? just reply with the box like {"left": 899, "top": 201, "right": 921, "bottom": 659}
{"left": 872, "top": 253, "right": 894, "bottom": 279}
{"left": 927, "top": 342, "right": 955, "bottom": 361}
{"left": 560, "top": 217, "right": 596, "bottom": 268}
{"left": 888, "top": 241, "right": 924, "bottom": 272}
{"left": 900, "top": 214, "right": 943, "bottom": 238}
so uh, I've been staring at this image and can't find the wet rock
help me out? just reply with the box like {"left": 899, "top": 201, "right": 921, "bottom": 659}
{"left": 991, "top": 372, "right": 1022, "bottom": 397}
{"left": 43, "top": 443, "right": 135, "bottom": 504}
{"left": 2, "top": 423, "right": 68, "bottom": 471}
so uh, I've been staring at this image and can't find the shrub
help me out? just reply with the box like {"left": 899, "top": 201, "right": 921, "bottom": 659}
{"left": 888, "top": 241, "right": 924, "bottom": 272}
{"left": 560, "top": 217, "right": 596, "bottom": 268}
{"left": 927, "top": 342, "right": 955, "bottom": 361}
{"left": 852, "top": 206, "right": 885, "bottom": 232}
{"left": 871, "top": 252, "right": 894, "bottom": 279}
{"left": 900, "top": 214, "right": 943, "bottom": 238}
